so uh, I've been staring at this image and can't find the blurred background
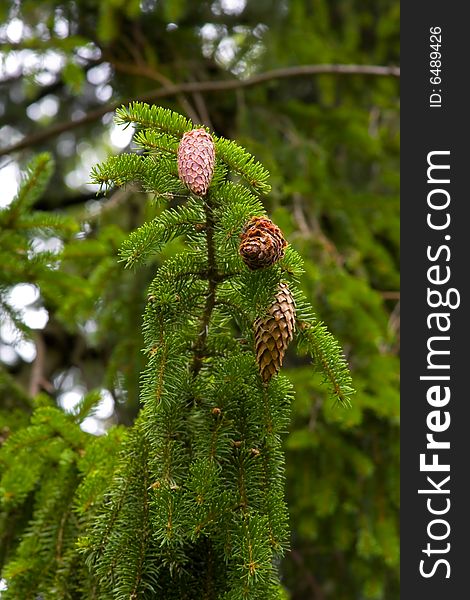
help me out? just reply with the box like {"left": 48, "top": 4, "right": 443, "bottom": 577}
{"left": 0, "top": 1, "right": 399, "bottom": 598}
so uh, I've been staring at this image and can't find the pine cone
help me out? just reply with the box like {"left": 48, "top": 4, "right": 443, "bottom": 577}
{"left": 239, "top": 216, "right": 287, "bottom": 270}
{"left": 254, "top": 282, "right": 296, "bottom": 383}
{"left": 177, "top": 128, "right": 215, "bottom": 196}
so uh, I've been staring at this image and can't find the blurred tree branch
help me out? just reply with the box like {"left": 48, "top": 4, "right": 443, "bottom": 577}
{"left": 0, "top": 63, "right": 399, "bottom": 157}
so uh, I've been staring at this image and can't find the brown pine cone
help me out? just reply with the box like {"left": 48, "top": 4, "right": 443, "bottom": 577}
{"left": 177, "top": 128, "right": 215, "bottom": 196}
{"left": 239, "top": 216, "right": 287, "bottom": 270}
{"left": 254, "top": 282, "right": 296, "bottom": 383}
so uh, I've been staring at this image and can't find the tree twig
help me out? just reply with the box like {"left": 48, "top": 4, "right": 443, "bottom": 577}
{"left": 290, "top": 548, "right": 327, "bottom": 600}
{"left": 381, "top": 291, "right": 400, "bottom": 300}
{"left": 112, "top": 60, "right": 202, "bottom": 124}
{"left": 29, "top": 331, "right": 50, "bottom": 397}
{"left": 191, "top": 192, "right": 218, "bottom": 376}
{"left": 0, "top": 63, "right": 400, "bottom": 157}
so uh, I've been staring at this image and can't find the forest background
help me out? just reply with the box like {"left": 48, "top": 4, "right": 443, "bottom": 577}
{"left": 0, "top": 1, "right": 399, "bottom": 598}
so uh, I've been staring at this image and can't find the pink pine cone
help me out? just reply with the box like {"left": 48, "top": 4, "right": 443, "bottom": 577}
{"left": 177, "top": 128, "right": 215, "bottom": 196}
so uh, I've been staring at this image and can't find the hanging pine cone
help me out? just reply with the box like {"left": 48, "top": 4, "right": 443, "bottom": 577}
{"left": 177, "top": 128, "right": 215, "bottom": 196}
{"left": 239, "top": 216, "right": 287, "bottom": 270}
{"left": 254, "top": 282, "right": 296, "bottom": 383}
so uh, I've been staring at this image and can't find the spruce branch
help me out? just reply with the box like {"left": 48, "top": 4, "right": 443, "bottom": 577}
{"left": 297, "top": 320, "right": 354, "bottom": 408}
{"left": 129, "top": 452, "right": 149, "bottom": 600}
{"left": 90, "top": 154, "right": 146, "bottom": 191}
{"left": 115, "top": 102, "right": 193, "bottom": 137}
{"left": 214, "top": 138, "right": 271, "bottom": 194}
{"left": 119, "top": 200, "right": 205, "bottom": 268}
{"left": 6, "top": 152, "right": 54, "bottom": 216}
{"left": 191, "top": 192, "right": 218, "bottom": 376}
{"left": 28, "top": 332, "right": 47, "bottom": 397}
{"left": 6, "top": 104, "right": 355, "bottom": 599}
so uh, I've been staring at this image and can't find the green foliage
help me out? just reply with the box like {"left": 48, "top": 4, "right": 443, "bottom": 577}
{"left": 1, "top": 106, "right": 353, "bottom": 598}
{"left": 0, "top": 153, "right": 78, "bottom": 289}
{"left": 0, "top": 399, "right": 124, "bottom": 598}
{"left": 213, "top": 137, "right": 271, "bottom": 195}
{"left": 119, "top": 199, "right": 205, "bottom": 268}
{"left": 1, "top": 1, "right": 399, "bottom": 598}
{"left": 115, "top": 102, "right": 193, "bottom": 137}
{"left": 0, "top": 153, "right": 76, "bottom": 330}
{"left": 0, "top": 152, "right": 78, "bottom": 420}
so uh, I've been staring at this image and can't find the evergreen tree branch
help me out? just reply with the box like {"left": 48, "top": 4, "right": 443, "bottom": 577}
{"left": 28, "top": 332, "right": 48, "bottom": 397}
{"left": 0, "top": 63, "right": 399, "bottom": 157}
{"left": 55, "top": 508, "right": 69, "bottom": 563}
{"left": 297, "top": 321, "right": 354, "bottom": 408}
{"left": 0, "top": 105, "right": 356, "bottom": 597}
{"left": 129, "top": 453, "right": 149, "bottom": 600}
{"left": 191, "top": 193, "right": 218, "bottom": 376}
{"left": 3, "top": 153, "right": 54, "bottom": 220}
